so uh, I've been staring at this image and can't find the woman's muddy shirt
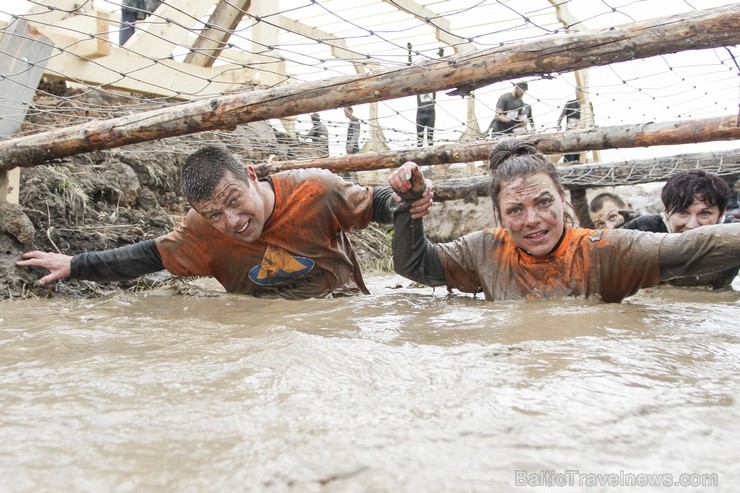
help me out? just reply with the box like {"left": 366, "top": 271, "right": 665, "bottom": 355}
{"left": 434, "top": 227, "right": 663, "bottom": 302}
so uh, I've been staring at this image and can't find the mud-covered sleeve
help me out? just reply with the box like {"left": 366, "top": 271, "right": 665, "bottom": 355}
{"left": 433, "top": 233, "right": 486, "bottom": 294}
{"left": 326, "top": 173, "right": 375, "bottom": 231}
{"left": 371, "top": 186, "right": 395, "bottom": 224}
{"left": 595, "top": 230, "right": 663, "bottom": 301}
{"left": 658, "top": 223, "right": 740, "bottom": 281}
{"left": 70, "top": 239, "right": 164, "bottom": 281}
{"left": 392, "top": 201, "right": 447, "bottom": 286}
{"left": 570, "top": 188, "right": 594, "bottom": 229}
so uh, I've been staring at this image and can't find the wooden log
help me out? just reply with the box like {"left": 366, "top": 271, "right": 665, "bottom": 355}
{"left": 432, "top": 148, "right": 740, "bottom": 202}
{"left": 0, "top": 4, "right": 738, "bottom": 169}
{"left": 254, "top": 115, "right": 740, "bottom": 175}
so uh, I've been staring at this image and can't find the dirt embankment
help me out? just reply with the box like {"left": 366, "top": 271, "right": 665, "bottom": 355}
{"left": 0, "top": 83, "right": 393, "bottom": 299}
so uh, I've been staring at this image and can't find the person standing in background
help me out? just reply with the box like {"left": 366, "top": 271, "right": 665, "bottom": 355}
{"left": 415, "top": 92, "right": 436, "bottom": 147}
{"left": 407, "top": 43, "right": 442, "bottom": 147}
{"left": 344, "top": 107, "right": 361, "bottom": 155}
{"left": 488, "top": 82, "right": 529, "bottom": 136}
{"left": 306, "top": 113, "right": 329, "bottom": 157}
{"left": 120, "top": 0, "right": 162, "bottom": 46}
{"left": 556, "top": 89, "right": 593, "bottom": 163}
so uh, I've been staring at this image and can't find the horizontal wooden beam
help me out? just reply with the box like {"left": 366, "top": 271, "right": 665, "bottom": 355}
{"left": 41, "top": 49, "right": 251, "bottom": 97}
{"left": 0, "top": 4, "right": 738, "bottom": 169}
{"left": 25, "top": 0, "right": 247, "bottom": 97}
{"left": 254, "top": 115, "right": 740, "bottom": 175}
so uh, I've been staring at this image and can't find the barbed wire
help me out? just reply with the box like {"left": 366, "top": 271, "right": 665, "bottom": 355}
{"left": 0, "top": 0, "right": 738, "bottom": 183}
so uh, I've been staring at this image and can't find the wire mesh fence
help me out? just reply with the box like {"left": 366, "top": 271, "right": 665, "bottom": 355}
{"left": 0, "top": 0, "right": 738, "bottom": 184}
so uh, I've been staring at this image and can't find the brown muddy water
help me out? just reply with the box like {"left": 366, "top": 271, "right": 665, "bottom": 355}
{"left": 1, "top": 275, "right": 739, "bottom": 493}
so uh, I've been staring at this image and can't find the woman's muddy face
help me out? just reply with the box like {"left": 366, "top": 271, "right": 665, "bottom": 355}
{"left": 497, "top": 172, "right": 566, "bottom": 257}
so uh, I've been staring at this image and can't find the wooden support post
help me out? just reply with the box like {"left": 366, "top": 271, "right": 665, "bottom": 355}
{"left": 361, "top": 101, "right": 390, "bottom": 154}
{"left": 183, "top": 0, "right": 251, "bottom": 68}
{"left": 251, "top": 2, "right": 285, "bottom": 87}
{"left": 550, "top": 0, "right": 599, "bottom": 164}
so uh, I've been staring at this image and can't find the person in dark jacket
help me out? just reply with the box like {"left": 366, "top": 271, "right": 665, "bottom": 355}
{"left": 306, "top": 113, "right": 329, "bottom": 157}
{"left": 344, "top": 107, "right": 361, "bottom": 154}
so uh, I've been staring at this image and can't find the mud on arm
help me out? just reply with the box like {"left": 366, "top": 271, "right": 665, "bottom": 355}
{"left": 658, "top": 223, "right": 740, "bottom": 282}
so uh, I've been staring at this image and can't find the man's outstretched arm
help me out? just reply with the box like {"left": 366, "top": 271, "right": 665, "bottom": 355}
{"left": 17, "top": 239, "right": 164, "bottom": 285}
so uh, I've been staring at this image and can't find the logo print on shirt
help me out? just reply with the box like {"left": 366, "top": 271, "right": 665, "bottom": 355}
{"left": 249, "top": 245, "right": 314, "bottom": 286}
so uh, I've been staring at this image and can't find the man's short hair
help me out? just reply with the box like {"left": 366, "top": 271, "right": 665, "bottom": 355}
{"left": 589, "top": 192, "right": 626, "bottom": 213}
{"left": 661, "top": 169, "right": 730, "bottom": 215}
{"left": 515, "top": 81, "right": 528, "bottom": 91}
{"left": 181, "top": 145, "right": 249, "bottom": 204}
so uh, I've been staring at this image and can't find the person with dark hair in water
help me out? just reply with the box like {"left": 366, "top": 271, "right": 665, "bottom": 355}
{"left": 571, "top": 190, "right": 637, "bottom": 230}
{"left": 387, "top": 138, "right": 740, "bottom": 302}
{"left": 18, "top": 146, "right": 432, "bottom": 299}
{"left": 621, "top": 169, "right": 739, "bottom": 289}
{"left": 727, "top": 177, "right": 740, "bottom": 219}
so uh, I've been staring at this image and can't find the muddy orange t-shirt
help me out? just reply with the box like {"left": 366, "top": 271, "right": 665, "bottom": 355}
{"left": 156, "top": 169, "right": 374, "bottom": 299}
{"left": 435, "top": 227, "right": 663, "bottom": 302}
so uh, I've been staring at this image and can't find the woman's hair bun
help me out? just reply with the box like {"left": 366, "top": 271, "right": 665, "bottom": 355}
{"left": 488, "top": 138, "right": 538, "bottom": 173}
